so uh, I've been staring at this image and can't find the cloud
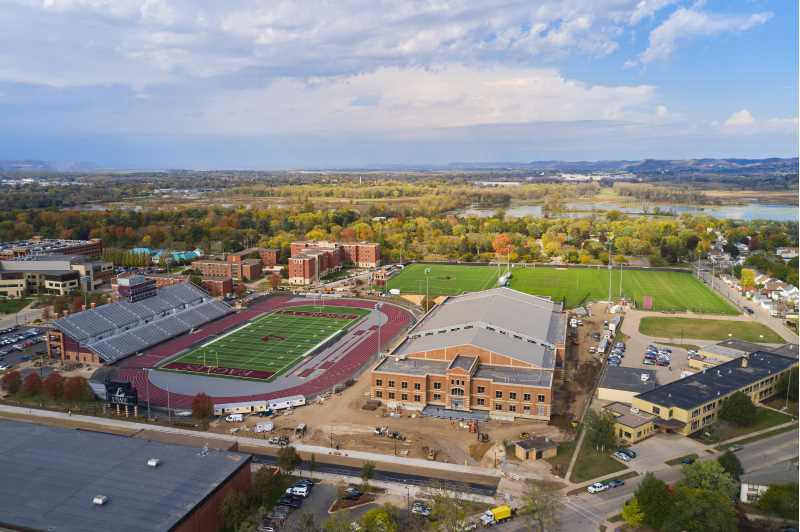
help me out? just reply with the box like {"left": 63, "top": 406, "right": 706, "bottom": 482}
{"left": 724, "top": 109, "right": 755, "bottom": 127}
{"left": 628, "top": 7, "right": 771, "bottom": 66}
{"left": 1, "top": 0, "right": 677, "bottom": 88}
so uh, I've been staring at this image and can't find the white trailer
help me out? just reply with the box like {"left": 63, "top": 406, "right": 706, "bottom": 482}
{"left": 268, "top": 395, "right": 306, "bottom": 411}
{"left": 213, "top": 400, "right": 268, "bottom": 416}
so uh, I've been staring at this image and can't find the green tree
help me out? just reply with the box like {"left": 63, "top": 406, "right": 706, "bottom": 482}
{"left": 360, "top": 505, "right": 399, "bottom": 532}
{"left": 290, "top": 512, "right": 318, "bottom": 532}
{"left": 584, "top": 409, "right": 617, "bottom": 452}
{"left": 252, "top": 467, "right": 282, "bottom": 507}
{"left": 219, "top": 490, "right": 249, "bottom": 532}
{"left": 776, "top": 367, "right": 798, "bottom": 402}
{"left": 634, "top": 473, "right": 673, "bottom": 530}
{"left": 323, "top": 513, "right": 353, "bottom": 532}
{"left": 716, "top": 451, "right": 743, "bottom": 481}
{"left": 621, "top": 497, "right": 644, "bottom": 527}
{"left": 277, "top": 446, "right": 300, "bottom": 474}
{"left": 518, "top": 481, "right": 562, "bottom": 531}
{"left": 428, "top": 484, "right": 468, "bottom": 532}
{"left": 718, "top": 391, "right": 757, "bottom": 426}
{"left": 681, "top": 460, "right": 737, "bottom": 498}
{"left": 756, "top": 482, "right": 799, "bottom": 519}
{"left": 662, "top": 486, "right": 737, "bottom": 532}
{"left": 360, "top": 461, "right": 376, "bottom": 491}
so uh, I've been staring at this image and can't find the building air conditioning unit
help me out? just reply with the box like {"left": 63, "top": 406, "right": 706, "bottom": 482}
{"left": 93, "top": 495, "right": 108, "bottom": 506}
{"left": 147, "top": 458, "right": 161, "bottom": 468}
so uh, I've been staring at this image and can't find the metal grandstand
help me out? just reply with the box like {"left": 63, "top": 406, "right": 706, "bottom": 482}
{"left": 52, "top": 283, "right": 233, "bottom": 363}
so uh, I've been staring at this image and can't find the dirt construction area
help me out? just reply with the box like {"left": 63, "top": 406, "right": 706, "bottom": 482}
{"left": 208, "top": 373, "right": 565, "bottom": 467}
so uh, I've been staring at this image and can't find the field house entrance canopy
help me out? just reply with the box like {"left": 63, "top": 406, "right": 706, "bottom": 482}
{"left": 52, "top": 283, "right": 233, "bottom": 363}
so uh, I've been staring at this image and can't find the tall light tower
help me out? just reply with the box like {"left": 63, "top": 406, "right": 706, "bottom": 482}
{"left": 606, "top": 233, "right": 614, "bottom": 304}
{"left": 424, "top": 267, "right": 431, "bottom": 313}
{"left": 375, "top": 302, "right": 383, "bottom": 357}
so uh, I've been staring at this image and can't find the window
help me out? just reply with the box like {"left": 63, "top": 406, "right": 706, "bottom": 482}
{"left": 388, "top": 392, "right": 395, "bottom": 399}
{"left": 495, "top": 404, "right": 503, "bottom": 411}
{"left": 451, "top": 388, "right": 465, "bottom": 396}
{"left": 388, "top": 380, "right": 395, "bottom": 388}
{"left": 477, "top": 398, "right": 485, "bottom": 406}
{"left": 509, "top": 392, "right": 517, "bottom": 400}
{"left": 401, "top": 381, "right": 408, "bottom": 389}
{"left": 376, "top": 379, "right": 383, "bottom": 387}
{"left": 523, "top": 393, "right": 531, "bottom": 401}
{"left": 477, "top": 386, "right": 486, "bottom": 394}
{"left": 414, "top": 395, "right": 421, "bottom": 402}
{"left": 414, "top": 383, "right": 421, "bottom": 390}
{"left": 375, "top": 391, "right": 383, "bottom": 398}
{"left": 537, "top": 394, "right": 546, "bottom": 403}
{"left": 401, "top": 393, "right": 408, "bottom": 401}
{"left": 451, "top": 379, "right": 455, "bottom": 385}
{"left": 691, "top": 409, "right": 700, "bottom": 418}
{"left": 433, "top": 382, "right": 441, "bottom": 390}
{"left": 509, "top": 405, "right": 517, "bottom": 412}
{"left": 523, "top": 405, "right": 531, "bottom": 413}
{"left": 495, "top": 391, "right": 503, "bottom": 399}
{"left": 652, "top": 406, "right": 660, "bottom": 415}
{"left": 433, "top": 393, "right": 441, "bottom": 401}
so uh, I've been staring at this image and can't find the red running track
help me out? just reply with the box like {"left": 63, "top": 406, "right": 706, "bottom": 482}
{"left": 116, "top": 297, "right": 413, "bottom": 410}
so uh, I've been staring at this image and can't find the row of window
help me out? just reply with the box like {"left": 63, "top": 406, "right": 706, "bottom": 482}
{"left": 375, "top": 391, "right": 422, "bottom": 402}
{"left": 375, "top": 379, "right": 545, "bottom": 402}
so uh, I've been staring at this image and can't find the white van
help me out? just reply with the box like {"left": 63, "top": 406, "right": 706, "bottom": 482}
{"left": 286, "top": 485, "right": 310, "bottom": 497}
{"left": 225, "top": 414, "right": 244, "bottom": 423}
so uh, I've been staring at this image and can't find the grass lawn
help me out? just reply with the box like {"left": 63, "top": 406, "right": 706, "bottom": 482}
{"left": 569, "top": 436, "right": 628, "bottom": 484}
{"left": 0, "top": 298, "right": 31, "bottom": 314}
{"left": 386, "top": 264, "right": 737, "bottom": 314}
{"left": 717, "top": 407, "right": 793, "bottom": 441}
{"left": 160, "top": 304, "right": 369, "bottom": 381}
{"left": 639, "top": 317, "right": 783, "bottom": 342}
{"left": 386, "top": 263, "right": 501, "bottom": 297}
{"left": 764, "top": 398, "right": 798, "bottom": 418}
{"left": 717, "top": 423, "right": 798, "bottom": 448}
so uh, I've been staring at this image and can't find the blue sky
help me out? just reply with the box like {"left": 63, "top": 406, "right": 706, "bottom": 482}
{"left": 0, "top": 0, "right": 796, "bottom": 169}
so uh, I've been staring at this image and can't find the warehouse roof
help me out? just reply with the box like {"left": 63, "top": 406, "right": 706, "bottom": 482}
{"left": 599, "top": 367, "right": 657, "bottom": 394}
{"left": 0, "top": 420, "right": 250, "bottom": 532}
{"left": 635, "top": 351, "right": 797, "bottom": 411}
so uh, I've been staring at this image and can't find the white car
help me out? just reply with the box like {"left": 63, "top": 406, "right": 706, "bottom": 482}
{"left": 587, "top": 482, "right": 608, "bottom": 494}
{"left": 613, "top": 451, "right": 631, "bottom": 462}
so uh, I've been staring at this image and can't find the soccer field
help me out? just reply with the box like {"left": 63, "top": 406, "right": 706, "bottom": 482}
{"left": 386, "top": 263, "right": 738, "bottom": 314}
{"left": 385, "top": 263, "right": 501, "bottom": 297}
{"left": 160, "top": 305, "right": 370, "bottom": 381}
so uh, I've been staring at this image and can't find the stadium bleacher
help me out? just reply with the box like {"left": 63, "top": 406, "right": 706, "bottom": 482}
{"left": 52, "top": 284, "right": 233, "bottom": 364}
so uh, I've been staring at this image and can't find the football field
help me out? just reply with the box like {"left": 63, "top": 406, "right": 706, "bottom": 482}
{"left": 386, "top": 264, "right": 738, "bottom": 314}
{"left": 160, "top": 305, "right": 370, "bottom": 381}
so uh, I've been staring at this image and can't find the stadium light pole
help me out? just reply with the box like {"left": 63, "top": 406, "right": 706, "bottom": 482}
{"left": 606, "top": 236, "right": 613, "bottom": 304}
{"left": 375, "top": 302, "right": 383, "bottom": 357}
{"left": 145, "top": 368, "right": 151, "bottom": 420}
{"left": 424, "top": 268, "right": 431, "bottom": 313}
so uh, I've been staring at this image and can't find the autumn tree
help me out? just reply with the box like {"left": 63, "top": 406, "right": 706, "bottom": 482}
{"left": 191, "top": 393, "right": 214, "bottom": 421}
{"left": 22, "top": 372, "right": 42, "bottom": 395}
{"left": 740, "top": 268, "right": 756, "bottom": 290}
{"left": 63, "top": 376, "right": 92, "bottom": 401}
{"left": 43, "top": 372, "right": 64, "bottom": 400}
{"left": 270, "top": 273, "right": 281, "bottom": 291}
{"left": 621, "top": 497, "right": 644, "bottom": 527}
{"left": 492, "top": 233, "right": 513, "bottom": 257}
{"left": 1, "top": 370, "right": 22, "bottom": 394}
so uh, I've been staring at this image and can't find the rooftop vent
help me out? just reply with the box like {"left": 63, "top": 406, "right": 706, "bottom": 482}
{"left": 147, "top": 458, "right": 160, "bottom": 468}
{"left": 92, "top": 495, "right": 108, "bottom": 506}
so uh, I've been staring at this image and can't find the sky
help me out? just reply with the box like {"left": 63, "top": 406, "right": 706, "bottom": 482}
{"left": 0, "top": 0, "right": 797, "bottom": 169}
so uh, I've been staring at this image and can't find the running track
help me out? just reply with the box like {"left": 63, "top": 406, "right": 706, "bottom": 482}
{"left": 116, "top": 296, "right": 413, "bottom": 410}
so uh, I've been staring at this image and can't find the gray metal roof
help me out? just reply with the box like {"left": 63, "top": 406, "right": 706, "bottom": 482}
{"left": 415, "top": 287, "right": 564, "bottom": 344}
{"left": 635, "top": 351, "right": 797, "bottom": 410}
{"left": 52, "top": 284, "right": 232, "bottom": 363}
{"left": 374, "top": 357, "right": 449, "bottom": 376}
{"left": 741, "top": 460, "right": 798, "bottom": 487}
{"left": 396, "top": 326, "right": 555, "bottom": 369}
{"left": 450, "top": 355, "right": 477, "bottom": 371}
{"left": 600, "top": 366, "right": 657, "bottom": 393}
{"left": 0, "top": 420, "right": 250, "bottom": 532}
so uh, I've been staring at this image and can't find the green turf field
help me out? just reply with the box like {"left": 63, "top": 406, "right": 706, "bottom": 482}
{"left": 385, "top": 263, "right": 501, "bottom": 296}
{"left": 639, "top": 316, "right": 783, "bottom": 342}
{"left": 386, "top": 264, "right": 738, "bottom": 314}
{"left": 160, "top": 305, "right": 369, "bottom": 381}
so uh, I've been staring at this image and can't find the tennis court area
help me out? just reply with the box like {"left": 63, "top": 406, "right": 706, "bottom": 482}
{"left": 160, "top": 305, "right": 370, "bottom": 381}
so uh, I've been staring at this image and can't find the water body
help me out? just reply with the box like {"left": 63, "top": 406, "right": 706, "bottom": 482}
{"left": 457, "top": 201, "right": 798, "bottom": 222}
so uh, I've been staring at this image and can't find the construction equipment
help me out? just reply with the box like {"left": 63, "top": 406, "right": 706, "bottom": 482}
{"left": 479, "top": 505, "right": 512, "bottom": 527}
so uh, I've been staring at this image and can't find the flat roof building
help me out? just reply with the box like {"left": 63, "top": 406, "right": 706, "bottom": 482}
{"left": 597, "top": 366, "right": 657, "bottom": 404}
{"left": 0, "top": 237, "right": 103, "bottom": 260}
{"left": 0, "top": 419, "right": 252, "bottom": 532}
{"left": 371, "top": 287, "right": 567, "bottom": 421}
{"left": 633, "top": 351, "right": 797, "bottom": 436}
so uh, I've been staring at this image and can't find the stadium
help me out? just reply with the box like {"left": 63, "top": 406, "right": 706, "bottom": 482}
{"left": 48, "top": 280, "right": 414, "bottom": 411}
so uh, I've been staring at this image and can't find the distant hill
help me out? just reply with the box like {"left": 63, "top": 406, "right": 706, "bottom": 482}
{"left": 0, "top": 160, "right": 98, "bottom": 171}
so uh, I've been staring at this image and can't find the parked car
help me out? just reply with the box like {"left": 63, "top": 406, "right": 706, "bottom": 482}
{"left": 619, "top": 448, "right": 637, "bottom": 459}
{"left": 278, "top": 495, "right": 302, "bottom": 508}
{"left": 411, "top": 501, "right": 432, "bottom": 517}
{"left": 343, "top": 487, "right": 363, "bottom": 500}
{"left": 643, "top": 358, "right": 656, "bottom": 365}
{"left": 608, "top": 479, "right": 625, "bottom": 488}
{"left": 744, "top": 306, "right": 754, "bottom": 315}
{"left": 613, "top": 451, "right": 631, "bottom": 462}
{"left": 680, "top": 456, "right": 696, "bottom": 465}
{"left": 729, "top": 444, "right": 744, "bottom": 452}
{"left": 286, "top": 485, "right": 310, "bottom": 498}
{"left": 587, "top": 482, "right": 608, "bottom": 494}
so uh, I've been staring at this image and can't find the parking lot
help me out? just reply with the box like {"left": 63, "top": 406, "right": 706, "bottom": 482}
{"left": 616, "top": 315, "right": 695, "bottom": 385}
{"left": 0, "top": 326, "right": 47, "bottom": 372}
{"left": 625, "top": 433, "right": 706, "bottom": 473}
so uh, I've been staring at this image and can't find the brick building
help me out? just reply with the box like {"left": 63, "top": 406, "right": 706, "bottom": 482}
{"left": 190, "top": 247, "right": 277, "bottom": 282}
{"left": 288, "top": 240, "right": 380, "bottom": 285}
{"left": 370, "top": 287, "right": 566, "bottom": 421}
{"left": 130, "top": 273, "right": 234, "bottom": 297}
